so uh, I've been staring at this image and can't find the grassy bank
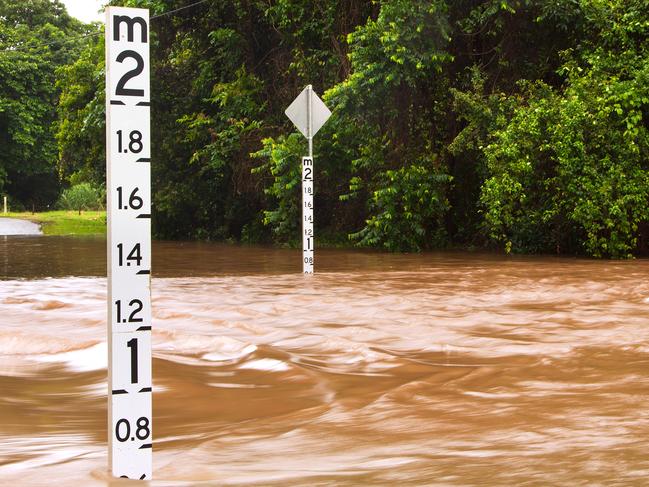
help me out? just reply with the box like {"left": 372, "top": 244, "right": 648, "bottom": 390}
{"left": 3, "top": 211, "right": 106, "bottom": 235}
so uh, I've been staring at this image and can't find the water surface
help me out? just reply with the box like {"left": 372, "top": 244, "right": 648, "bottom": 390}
{"left": 1, "top": 236, "right": 648, "bottom": 485}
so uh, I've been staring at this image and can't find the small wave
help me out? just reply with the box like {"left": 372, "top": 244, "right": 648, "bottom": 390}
{"left": 463, "top": 390, "right": 520, "bottom": 399}
{"left": 2, "top": 297, "right": 31, "bottom": 305}
{"left": 0, "top": 434, "right": 96, "bottom": 476}
{"left": 0, "top": 331, "right": 90, "bottom": 356}
{"left": 154, "top": 309, "right": 193, "bottom": 320}
{"left": 279, "top": 336, "right": 398, "bottom": 373}
{"left": 31, "top": 300, "right": 70, "bottom": 311}
{"left": 157, "top": 331, "right": 250, "bottom": 353}
{"left": 202, "top": 344, "right": 257, "bottom": 362}
{"left": 157, "top": 331, "right": 261, "bottom": 367}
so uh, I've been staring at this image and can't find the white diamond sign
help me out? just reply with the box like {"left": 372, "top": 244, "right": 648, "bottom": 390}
{"left": 285, "top": 85, "right": 331, "bottom": 139}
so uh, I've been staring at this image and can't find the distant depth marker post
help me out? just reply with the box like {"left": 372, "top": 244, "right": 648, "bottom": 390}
{"left": 285, "top": 85, "right": 331, "bottom": 274}
{"left": 106, "top": 6, "right": 153, "bottom": 480}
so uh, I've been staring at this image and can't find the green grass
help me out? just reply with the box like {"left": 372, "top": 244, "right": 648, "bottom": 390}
{"left": 3, "top": 211, "right": 106, "bottom": 235}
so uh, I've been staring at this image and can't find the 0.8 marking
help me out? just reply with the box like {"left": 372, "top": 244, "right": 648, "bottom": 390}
{"left": 115, "top": 417, "right": 150, "bottom": 443}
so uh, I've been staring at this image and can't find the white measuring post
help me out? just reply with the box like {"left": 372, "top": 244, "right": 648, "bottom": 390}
{"left": 106, "top": 7, "right": 153, "bottom": 480}
{"left": 3, "top": 196, "right": 6, "bottom": 214}
{"left": 285, "top": 85, "right": 331, "bottom": 274}
{"left": 302, "top": 155, "right": 314, "bottom": 272}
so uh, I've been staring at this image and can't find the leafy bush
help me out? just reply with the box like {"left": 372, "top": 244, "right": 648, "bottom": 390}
{"left": 351, "top": 162, "right": 451, "bottom": 251}
{"left": 57, "top": 183, "right": 104, "bottom": 214}
{"left": 251, "top": 134, "right": 305, "bottom": 244}
{"left": 480, "top": 0, "right": 649, "bottom": 258}
{"left": 324, "top": 0, "right": 454, "bottom": 252}
{"left": 481, "top": 77, "right": 649, "bottom": 258}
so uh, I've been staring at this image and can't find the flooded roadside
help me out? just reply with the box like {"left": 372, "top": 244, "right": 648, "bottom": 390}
{"left": 1, "top": 236, "right": 649, "bottom": 485}
{"left": 0, "top": 218, "right": 42, "bottom": 236}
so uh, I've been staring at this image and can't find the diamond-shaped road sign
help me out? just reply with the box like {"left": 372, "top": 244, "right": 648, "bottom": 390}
{"left": 285, "top": 85, "right": 331, "bottom": 139}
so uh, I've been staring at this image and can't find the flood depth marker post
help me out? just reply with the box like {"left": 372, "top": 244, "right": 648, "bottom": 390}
{"left": 285, "top": 85, "right": 331, "bottom": 274}
{"left": 106, "top": 6, "right": 153, "bottom": 480}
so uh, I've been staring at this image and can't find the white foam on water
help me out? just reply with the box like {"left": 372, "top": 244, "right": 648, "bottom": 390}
{"left": 463, "top": 390, "right": 520, "bottom": 399}
{"left": 362, "top": 456, "right": 419, "bottom": 468}
{"left": 207, "top": 382, "right": 270, "bottom": 389}
{"left": 239, "top": 358, "right": 290, "bottom": 372}
{"left": 34, "top": 342, "right": 106, "bottom": 372}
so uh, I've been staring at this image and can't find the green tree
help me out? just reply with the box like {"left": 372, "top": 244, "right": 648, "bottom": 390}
{"left": 326, "top": 0, "right": 453, "bottom": 250}
{"left": 57, "top": 182, "right": 104, "bottom": 214}
{"left": 0, "top": 0, "right": 86, "bottom": 208}
{"left": 55, "top": 33, "right": 105, "bottom": 186}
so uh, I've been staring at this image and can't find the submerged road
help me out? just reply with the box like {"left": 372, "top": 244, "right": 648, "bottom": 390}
{"left": 1, "top": 245, "right": 648, "bottom": 485}
{"left": 0, "top": 217, "right": 42, "bottom": 235}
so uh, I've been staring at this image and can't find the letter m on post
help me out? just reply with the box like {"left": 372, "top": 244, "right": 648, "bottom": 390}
{"left": 113, "top": 15, "right": 148, "bottom": 43}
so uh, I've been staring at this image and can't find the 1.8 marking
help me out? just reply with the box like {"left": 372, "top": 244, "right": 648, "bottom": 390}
{"left": 117, "top": 130, "right": 143, "bottom": 154}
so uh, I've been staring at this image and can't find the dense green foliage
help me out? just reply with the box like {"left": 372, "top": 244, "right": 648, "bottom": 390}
{"left": 480, "top": 0, "right": 649, "bottom": 257}
{"left": 4, "top": 0, "right": 649, "bottom": 257}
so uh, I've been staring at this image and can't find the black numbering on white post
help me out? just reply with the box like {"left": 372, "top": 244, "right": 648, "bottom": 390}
{"left": 106, "top": 6, "right": 152, "bottom": 481}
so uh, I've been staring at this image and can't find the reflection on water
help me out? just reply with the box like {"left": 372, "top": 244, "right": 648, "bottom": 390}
{"left": 1, "top": 236, "right": 649, "bottom": 485}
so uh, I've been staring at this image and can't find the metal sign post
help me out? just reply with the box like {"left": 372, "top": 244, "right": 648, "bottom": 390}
{"left": 106, "top": 6, "right": 153, "bottom": 480}
{"left": 285, "top": 85, "right": 331, "bottom": 274}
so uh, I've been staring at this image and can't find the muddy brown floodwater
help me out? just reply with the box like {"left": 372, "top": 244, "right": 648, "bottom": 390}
{"left": 1, "top": 235, "right": 649, "bottom": 486}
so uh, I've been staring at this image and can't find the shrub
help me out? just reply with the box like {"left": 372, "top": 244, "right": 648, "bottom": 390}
{"left": 57, "top": 183, "right": 104, "bottom": 214}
